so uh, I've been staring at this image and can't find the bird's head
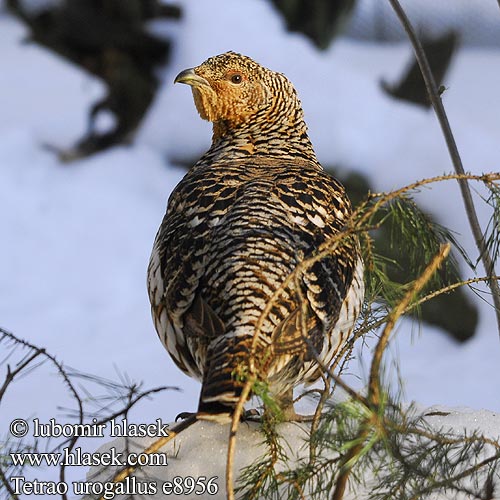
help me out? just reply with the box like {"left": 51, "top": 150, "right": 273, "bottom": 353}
{"left": 174, "top": 52, "right": 302, "bottom": 138}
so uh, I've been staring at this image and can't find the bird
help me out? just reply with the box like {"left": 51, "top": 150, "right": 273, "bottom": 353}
{"left": 147, "top": 51, "right": 364, "bottom": 422}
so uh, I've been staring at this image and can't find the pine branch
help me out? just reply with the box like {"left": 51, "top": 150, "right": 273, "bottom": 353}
{"left": 231, "top": 172, "right": 499, "bottom": 498}
{"left": 331, "top": 244, "right": 451, "bottom": 500}
{"left": 408, "top": 451, "right": 500, "bottom": 500}
{"left": 386, "top": 0, "right": 500, "bottom": 338}
{"left": 409, "top": 276, "right": 500, "bottom": 313}
{"left": 309, "top": 375, "right": 331, "bottom": 464}
{"left": 0, "top": 350, "right": 42, "bottom": 403}
{"left": 368, "top": 244, "right": 450, "bottom": 405}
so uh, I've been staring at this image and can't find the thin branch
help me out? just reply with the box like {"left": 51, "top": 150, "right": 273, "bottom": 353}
{"left": 408, "top": 450, "right": 500, "bottom": 500}
{"left": 408, "top": 275, "right": 500, "bottom": 312}
{"left": 0, "top": 328, "right": 84, "bottom": 500}
{"left": 331, "top": 425, "right": 372, "bottom": 500}
{"left": 387, "top": 0, "right": 500, "bottom": 337}
{"left": 226, "top": 376, "right": 255, "bottom": 500}
{"left": 368, "top": 244, "right": 451, "bottom": 404}
{"left": 227, "top": 172, "right": 499, "bottom": 497}
{"left": 1, "top": 329, "right": 80, "bottom": 500}
{"left": 0, "top": 328, "right": 83, "bottom": 417}
{"left": 0, "top": 328, "right": 185, "bottom": 500}
{"left": 54, "top": 385, "right": 173, "bottom": 453}
{"left": 393, "top": 421, "right": 500, "bottom": 451}
{"left": 309, "top": 374, "right": 331, "bottom": 463}
{"left": 104, "top": 414, "right": 198, "bottom": 489}
{"left": 0, "top": 350, "right": 43, "bottom": 403}
{"left": 332, "top": 244, "right": 451, "bottom": 500}
{"left": 0, "top": 462, "right": 19, "bottom": 500}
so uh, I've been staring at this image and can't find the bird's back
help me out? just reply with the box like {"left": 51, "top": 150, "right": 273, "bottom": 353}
{"left": 148, "top": 51, "right": 364, "bottom": 417}
{"left": 148, "top": 156, "right": 363, "bottom": 411}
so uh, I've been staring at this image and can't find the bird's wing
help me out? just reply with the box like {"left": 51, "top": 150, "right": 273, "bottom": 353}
{"left": 271, "top": 306, "right": 321, "bottom": 355}
{"left": 183, "top": 294, "right": 225, "bottom": 340}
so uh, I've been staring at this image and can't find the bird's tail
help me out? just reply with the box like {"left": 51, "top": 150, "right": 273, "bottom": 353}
{"left": 197, "top": 335, "right": 252, "bottom": 416}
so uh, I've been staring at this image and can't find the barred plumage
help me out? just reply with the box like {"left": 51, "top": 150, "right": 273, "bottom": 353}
{"left": 147, "top": 52, "right": 364, "bottom": 419}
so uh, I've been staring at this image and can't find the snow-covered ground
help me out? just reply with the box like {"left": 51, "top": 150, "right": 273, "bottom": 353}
{"left": 88, "top": 407, "right": 500, "bottom": 500}
{"left": 1, "top": 0, "right": 500, "bottom": 495}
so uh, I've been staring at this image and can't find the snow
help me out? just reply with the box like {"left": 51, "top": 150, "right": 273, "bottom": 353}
{"left": 1, "top": 1, "right": 500, "bottom": 496}
{"left": 87, "top": 408, "right": 500, "bottom": 499}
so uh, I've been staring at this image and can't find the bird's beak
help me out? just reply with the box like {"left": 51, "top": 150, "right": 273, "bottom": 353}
{"left": 174, "top": 68, "right": 210, "bottom": 87}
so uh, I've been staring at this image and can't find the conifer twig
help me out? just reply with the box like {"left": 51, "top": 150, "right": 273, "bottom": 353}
{"left": 408, "top": 450, "right": 500, "bottom": 500}
{"left": 225, "top": 172, "right": 499, "bottom": 499}
{"left": 387, "top": 0, "right": 500, "bottom": 337}
{"left": 0, "top": 328, "right": 183, "bottom": 500}
{"left": 332, "top": 244, "right": 451, "bottom": 500}
{"left": 368, "top": 243, "right": 450, "bottom": 404}
{"left": 408, "top": 275, "right": 500, "bottom": 312}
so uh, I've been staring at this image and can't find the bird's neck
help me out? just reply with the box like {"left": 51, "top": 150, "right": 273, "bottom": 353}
{"left": 202, "top": 111, "right": 320, "bottom": 167}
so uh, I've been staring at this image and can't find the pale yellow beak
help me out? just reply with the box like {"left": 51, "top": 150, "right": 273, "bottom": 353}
{"left": 174, "top": 68, "right": 210, "bottom": 87}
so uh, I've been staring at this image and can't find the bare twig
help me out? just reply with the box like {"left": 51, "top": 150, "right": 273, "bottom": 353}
{"left": 387, "top": 0, "right": 500, "bottom": 337}
{"left": 0, "top": 350, "right": 43, "bottom": 403}
{"left": 393, "top": 421, "right": 500, "bottom": 451}
{"left": 105, "top": 414, "right": 197, "bottom": 488}
{"left": 309, "top": 374, "right": 331, "bottom": 463}
{"left": 0, "top": 328, "right": 182, "bottom": 500}
{"left": 0, "top": 328, "right": 84, "bottom": 500}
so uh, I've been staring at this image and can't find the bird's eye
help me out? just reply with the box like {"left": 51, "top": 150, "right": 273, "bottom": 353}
{"left": 230, "top": 74, "right": 243, "bottom": 84}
